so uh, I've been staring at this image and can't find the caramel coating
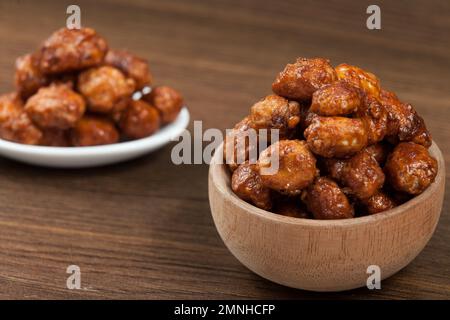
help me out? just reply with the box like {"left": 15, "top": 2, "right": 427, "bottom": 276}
{"left": 70, "top": 116, "right": 119, "bottom": 146}
{"left": 302, "top": 177, "right": 354, "bottom": 219}
{"left": 105, "top": 49, "right": 152, "bottom": 89}
{"left": 410, "top": 121, "right": 432, "bottom": 147}
{"left": 0, "top": 92, "right": 42, "bottom": 144}
{"left": 310, "top": 80, "right": 361, "bottom": 116}
{"left": 38, "top": 27, "right": 108, "bottom": 74}
{"left": 362, "top": 191, "right": 396, "bottom": 215}
{"left": 323, "top": 158, "right": 346, "bottom": 180}
{"left": 232, "top": 161, "right": 272, "bottom": 210}
{"left": 272, "top": 58, "right": 337, "bottom": 101}
{"left": 274, "top": 199, "right": 310, "bottom": 219}
{"left": 223, "top": 117, "right": 258, "bottom": 172}
{"left": 385, "top": 142, "right": 437, "bottom": 195}
{"left": 258, "top": 140, "right": 317, "bottom": 195}
{"left": 14, "top": 53, "right": 49, "bottom": 99}
{"left": 39, "top": 129, "right": 70, "bottom": 147}
{"left": 339, "top": 150, "right": 385, "bottom": 200}
{"left": 335, "top": 63, "right": 381, "bottom": 98}
{"left": 78, "top": 66, "right": 135, "bottom": 114}
{"left": 25, "top": 84, "right": 86, "bottom": 129}
{"left": 304, "top": 116, "right": 368, "bottom": 158}
{"left": 299, "top": 107, "right": 319, "bottom": 132}
{"left": 358, "top": 95, "right": 388, "bottom": 144}
{"left": 364, "top": 142, "right": 390, "bottom": 165}
{"left": 0, "top": 93, "right": 23, "bottom": 122}
{"left": 143, "top": 86, "right": 183, "bottom": 124}
{"left": 249, "top": 94, "right": 300, "bottom": 140}
{"left": 120, "top": 100, "right": 160, "bottom": 139}
{"left": 226, "top": 57, "right": 437, "bottom": 218}
{"left": 379, "top": 90, "right": 431, "bottom": 147}
{"left": 324, "top": 148, "right": 385, "bottom": 200}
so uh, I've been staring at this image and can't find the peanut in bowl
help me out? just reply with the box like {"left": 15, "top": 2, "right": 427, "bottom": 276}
{"left": 208, "top": 141, "right": 444, "bottom": 292}
{"left": 208, "top": 56, "right": 445, "bottom": 291}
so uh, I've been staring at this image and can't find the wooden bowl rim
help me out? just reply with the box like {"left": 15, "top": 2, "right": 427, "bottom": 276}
{"left": 209, "top": 141, "right": 445, "bottom": 228}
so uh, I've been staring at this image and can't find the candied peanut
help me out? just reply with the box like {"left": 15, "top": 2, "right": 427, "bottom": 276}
{"left": 0, "top": 93, "right": 22, "bottom": 123}
{"left": 38, "top": 27, "right": 108, "bottom": 74}
{"left": 223, "top": 117, "right": 259, "bottom": 172}
{"left": 231, "top": 161, "right": 272, "bottom": 210}
{"left": 339, "top": 150, "right": 385, "bottom": 200}
{"left": 323, "top": 148, "right": 385, "bottom": 200}
{"left": 411, "top": 122, "right": 432, "bottom": 147}
{"left": 0, "top": 92, "right": 42, "bottom": 145}
{"left": 249, "top": 94, "right": 300, "bottom": 140}
{"left": 143, "top": 86, "right": 183, "bottom": 124}
{"left": 358, "top": 95, "right": 388, "bottom": 144}
{"left": 14, "top": 53, "right": 49, "bottom": 99}
{"left": 1, "top": 113, "right": 43, "bottom": 145}
{"left": 120, "top": 100, "right": 160, "bottom": 139}
{"left": 304, "top": 116, "right": 368, "bottom": 158}
{"left": 301, "top": 177, "right": 354, "bottom": 219}
{"left": 335, "top": 63, "right": 381, "bottom": 98}
{"left": 385, "top": 142, "right": 437, "bottom": 195}
{"left": 310, "top": 80, "right": 361, "bottom": 116}
{"left": 323, "top": 158, "right": 346, "bottom": 180}
{"left": 105, "top": 49, "right": 152, "bottom": 89}
{"left": 379, "top": 89, "right": 432, "bottom": 147}
{"left": 362, "top": 191, "right": 396, "bottom": 214}
{"left": 258, "top": 140, "right": 317, "bottom": 195}
{"left": 78, "top": 66, "right": 135, "bottom": 114}
{"left": 25, "top": 83, "right": 86, "bottom": 129}
{"left": 272, "top": 58, "right": 337, "bottom": 101}
{"left": 70, "top": 116, "right": 119, "bottom": 146}
{"left": 364, "top": 142, "right": 391, "bottom": 165}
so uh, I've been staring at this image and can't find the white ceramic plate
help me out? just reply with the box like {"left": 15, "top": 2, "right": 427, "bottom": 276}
{"left": 0, "top": 107, "right": 189, "bottom": 168}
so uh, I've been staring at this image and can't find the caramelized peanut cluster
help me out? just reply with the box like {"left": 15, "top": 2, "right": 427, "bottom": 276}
{"left": 1, "top": 27, "right": 184, "bottom": 147}
{"left": 226, "top": 57, "right": 437, "bottom": 219}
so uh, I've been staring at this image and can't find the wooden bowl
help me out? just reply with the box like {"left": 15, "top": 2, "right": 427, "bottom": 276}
{"left": 208, "top": 142, "right": 445, "bottom": 292}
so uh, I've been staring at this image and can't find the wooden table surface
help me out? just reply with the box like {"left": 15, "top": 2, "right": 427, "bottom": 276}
{"left": 0, "top": 0, "right": 449, "bottom": 299}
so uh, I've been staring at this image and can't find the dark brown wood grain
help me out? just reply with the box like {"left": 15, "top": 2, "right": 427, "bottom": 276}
{"left": 0, "top": 0, "right": 449, "bottom": 299}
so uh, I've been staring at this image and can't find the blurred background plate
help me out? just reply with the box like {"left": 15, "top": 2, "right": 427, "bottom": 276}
{"left": 0, "top": 107, "right": 189, "bottom": 168}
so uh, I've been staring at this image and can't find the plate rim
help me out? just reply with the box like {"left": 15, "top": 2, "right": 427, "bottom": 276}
{"left": 0, "top": 107, "right": 190, "bottom": 158}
